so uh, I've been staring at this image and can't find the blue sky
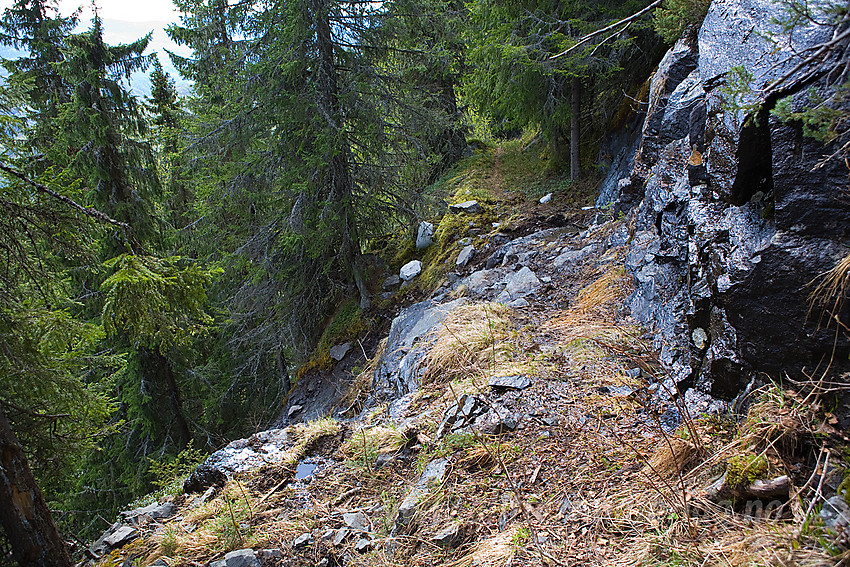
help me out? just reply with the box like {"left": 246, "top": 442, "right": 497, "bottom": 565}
{"left": 0, "top": 0, "right": 192, "bottom": 96}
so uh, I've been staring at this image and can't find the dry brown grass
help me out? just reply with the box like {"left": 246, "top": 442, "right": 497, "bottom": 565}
{"left": 340, "top": 424, "right": 406, "bottom": 463}
{"left": 543, "top": 264, "right": 650, "bottom": 389}
{"left": 424, "top": 302, "right": 513, "bottom": 384}
{"left": 339, "top": 337, "right": 387, "bottom": 416}
{"left": 448, "top": 526, "right": 517, "bottom": 567}
{"left": 809, "top": 251, "right": 850, "bottom": 332}
{"left": 644, "top": 437, "right": 700, "bottom": 479}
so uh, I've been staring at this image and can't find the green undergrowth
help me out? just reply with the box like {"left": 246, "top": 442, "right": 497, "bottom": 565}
{"left": 297, "top": 298, "right": 366, "bottom": 380}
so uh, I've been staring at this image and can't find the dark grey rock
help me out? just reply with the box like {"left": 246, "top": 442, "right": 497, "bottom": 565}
{"left": 382, "top": 274, "right": 401, "bottom": 290}
{"left": 435, "top": 394, "right": 488, "bottom": 438}
{"left": 449, "top": 200, "right": 481, "bottom": 214}
{"left": 488, "top": 375, "right": 531, "bottom": 391}
{"left": 820, "top": 496, "right": 850, "bottom": 528}
{"left": 432, "top": 523, "right": 463, "bottom": 548}
{"left": 102, "top": 525, "right": 138, "bottom": 548}
{"left": 184, "top": 463, "right": 227, "bottom": 494}
{"left": 634, "top": 41, "right": 698, "bottom": 165}
{"left": 354, "top": 538, "right": 373, "bottom": 553}
{"left": 396, "top": 459, "right": 448, "bottom": 528}
{"left": 222, "top": 549, "right": 260, "bottom": 567}
{"left": 122, "top": 501, "right": 176, "bottom": 522}
{"left": 257, "top": 549, "right": 283, "bottom": 560}
{"left": 373, "top": 298, "right": 467, "bottom": 397}
{"left": 474, "top": 406, "right": 519, "bottom": 435}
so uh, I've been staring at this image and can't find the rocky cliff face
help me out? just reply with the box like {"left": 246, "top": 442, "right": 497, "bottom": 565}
{"left": 601, "top": 0, "right": 850, "bottom": 399}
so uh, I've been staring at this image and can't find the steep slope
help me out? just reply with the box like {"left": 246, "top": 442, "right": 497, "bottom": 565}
{"left": 81, "top": 0, "right": 850, "bottom": 565}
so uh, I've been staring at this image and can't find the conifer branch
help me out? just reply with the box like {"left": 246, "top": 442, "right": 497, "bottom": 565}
{"left": 548, "top": 0, "right": 663, "bottom": 60}
{"left": 0, "top": 162, "right": 141, "bottom": 251}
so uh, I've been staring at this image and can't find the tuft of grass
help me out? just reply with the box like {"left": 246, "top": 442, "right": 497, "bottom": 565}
{"left": 424, "top": 302, "right": 513, "bottom": 384}
{"left": 808, "top": 251, "right": 850, "bottom": 333}
{"left": 342, "top": 425, "right": 406, "bottom": 469}
{"left": 645, "top": 437, "right": 699, "bottom": 479}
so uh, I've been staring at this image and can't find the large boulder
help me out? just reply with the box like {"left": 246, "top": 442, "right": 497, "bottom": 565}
{"left": 373, "top": 298, "right": 468, "bottom": 397}
{"left": 611, "top": 0, "right": 850, "bottom": 400}
{"left": 185, "top": 428, "right": 294, "bottom": 493}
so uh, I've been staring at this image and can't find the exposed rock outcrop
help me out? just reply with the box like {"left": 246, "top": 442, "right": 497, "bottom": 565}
{"left": 601, "top": 0, "right": 850, "bottom": 399}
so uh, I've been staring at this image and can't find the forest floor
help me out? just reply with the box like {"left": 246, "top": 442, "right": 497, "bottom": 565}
{"left": 90, "top": 143, "right": 849, "bottom": 567}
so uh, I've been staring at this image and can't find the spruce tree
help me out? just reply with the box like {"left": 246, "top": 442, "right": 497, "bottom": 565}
{"left": 0, "top": 0, "right": 76, "bottom": 169}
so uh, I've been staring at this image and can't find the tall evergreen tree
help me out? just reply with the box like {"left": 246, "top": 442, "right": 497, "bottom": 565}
{"left": 168, "top": 0, "right": 462, "bottom": 376}
{"left": 54, "top": 14, "right": 159, "bottom": 250}
{"left": 0, "top": 0, "right": 76, "bottom": 170}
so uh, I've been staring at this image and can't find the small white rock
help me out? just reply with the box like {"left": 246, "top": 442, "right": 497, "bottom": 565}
{"left": 456, "top": 245, "right": 475, "bottom": 267}
{"left": 399, "top": 260, "right": 423, "bottom": 281}
{"left": 539, "top": 193, "right": 552, "bottom": 204}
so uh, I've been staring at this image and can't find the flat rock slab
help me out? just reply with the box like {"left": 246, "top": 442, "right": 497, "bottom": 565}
{"left": 103, "top": 525, "right": 138, "bottom": 548}
{"left": 329, "top": 342, "right": 352, "bottom": 361}
{"left": 333, "top": 527, "right": 350, "bottom": 546}
{"left": 488, "top": 375, "right": 531, "bottom": 391}
{"left": 382, "top": 274, "right": 401, "bottom": 289}
{"left": 343, "top": 511, "right": 370, "bottom": 532}
{"left": 293, "top": 533, "right": 313, "bottom": 548}
{"left": 211, "top": 549, "right": 261, "bottom": 567}
{"left": 400, "top": 260, "right": 423, "bottom": 281}
{"left": 449, "top": 200, "right": 481, "bottom": 214}
{"left": 374, "top": 298, "right": 467, "bottom": 395}
{"left": 122, "top": 501, "right": 176, "bottom": 522}
{"left": 456, "top": 245, "right": 475, "bottom": 267}
{"left": 396, "top": 459, "right": 448, "bottom": 527}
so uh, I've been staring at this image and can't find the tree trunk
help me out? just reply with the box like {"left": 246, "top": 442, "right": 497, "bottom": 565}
{"left": 570, "top": 76, "right": 581, "bottom": 181}
{"left": 0, "top": 404, "right": 72, "bottom": 567}
{"left": 139, "top": 347, "right": 191, "bottom": 449}
{"left": 312, "top": 0, "right": 370, "bottom": 310}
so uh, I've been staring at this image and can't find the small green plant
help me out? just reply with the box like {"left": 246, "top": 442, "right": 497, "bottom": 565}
{"left": 159, "top": 525, "right": 179, "bottom": 556}
{"left": 511, "top": 526, "right": 531, "bottom": 549}
{"left": 147, "top": 441, "right": 207, "bottom": 497}
{"left": 772, "top": 84, "right": 849, "bottom": 145}
{"left": 416, "top": 431, "right": 477, "bottom": 472}
{"left": 725, "top": 453, "right": 769, "bottom": 488}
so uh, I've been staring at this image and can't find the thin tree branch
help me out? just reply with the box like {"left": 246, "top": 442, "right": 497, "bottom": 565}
{"left": 548, "top": 0, "right": 663, "bottom": 61}
{"left": 0, "top": 163, "right": 140, "bottom": 251}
